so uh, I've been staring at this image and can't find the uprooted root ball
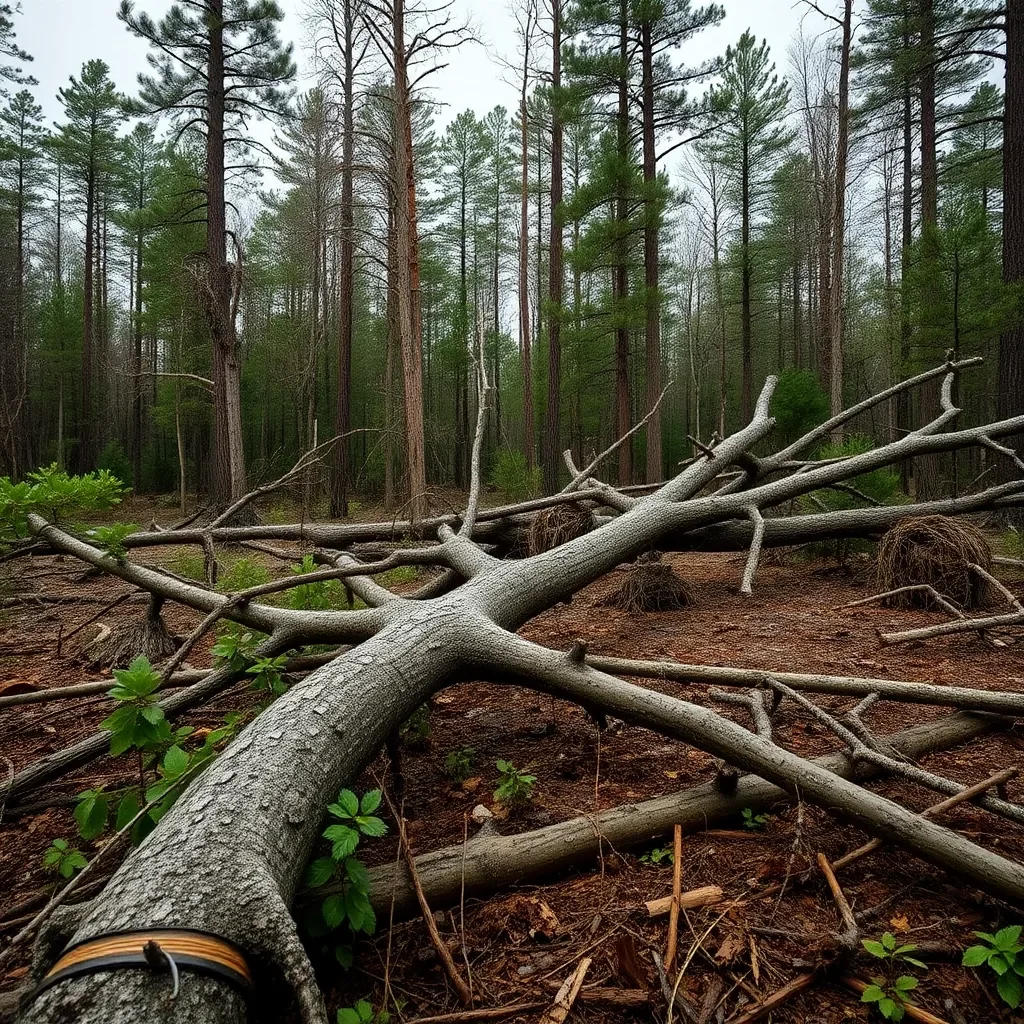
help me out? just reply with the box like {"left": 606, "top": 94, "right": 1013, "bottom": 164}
{"left": 603, "top": 556, "right": 694, "bottom": 613}
{"left": 877, "top": 515, "right": 992, "bottom": 610}
{"left": 84, "top": 603, "right": 179, "bottom": 670}
{"left": 526, "top": 502, "right": 593, "bottom": 555}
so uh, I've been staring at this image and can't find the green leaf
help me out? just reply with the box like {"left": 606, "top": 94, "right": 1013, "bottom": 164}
{"left": 963, "top": 944, "right": 990, "bottom": 967}
{"left": 995, "top": 926, "right": 1023, "bottom": 950}
{"left": 304, "top": 857, "right": 337, "bottom": 888}
{"left": 359, "top": 790, "right": 382, "bottom": 815}
{"left": 881, "top": 932, "right": 897, "bottom": 950}
{"left": 862, "top": 940, "right": 887, "bottom": 959}
{"left": 345, "top": 857, "right": 370, "bottom": 893}
{"left": 337, "top": 1010, "right": 361, "bottom": 1024}
{"left": 878, "top": 997, "right": 900, "bottom": 1020}
{"left": 74, "top": 793, "right": 108, "bottom": 840}
{"left": 145, "top": 781, "right": 171, "bottom": 804}
{"left": 996, "top": 970, "right": 1022, "bottom": 1009}
{"left": 322, "top": 894, "right": 346, "bottom": 930}
{"left": 860, "top": 984, "right": 886, "bottom": 1004}
{"left": 323, "top": 824, "right": 360, "bottom": 860}
{"left": 355, "top": 815, "right": 388, "bottom": 837}
{"left": 140, "top": 704, "right": 166, "bottom": 726}
{"left": 356, "top": 1001, "right": 374, "bottom": 1023}
{"left": 901, "top": 957, "right": 928, "bottom": 970}
{"left": 334, "top": 945, "right": 353, "bottom": 969}
{"left": 335, "top": 789, "right": 360, "bottom": 818}
{"left": 893, "top": 976, "right": 918, "bottom": 992}
{"left": 115, "top": 792, "right": 141, "bottom": 831}
{"left": 345, "top": 887, "right": 376, "bottom": 934}
{"left": 161, "top": 745, "right": 189, "bottom": 780}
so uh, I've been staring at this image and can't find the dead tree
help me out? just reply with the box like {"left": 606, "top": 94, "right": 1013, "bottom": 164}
{"left": 10, "top": 360, "right": 1024, "bottom": 1024}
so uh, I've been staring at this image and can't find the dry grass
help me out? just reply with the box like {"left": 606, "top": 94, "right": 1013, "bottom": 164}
{"left": 526, "top": 502, "right": 593, "bottom": 555}
{"left": 877, "top": 515, "right": 992, "bottom": 610}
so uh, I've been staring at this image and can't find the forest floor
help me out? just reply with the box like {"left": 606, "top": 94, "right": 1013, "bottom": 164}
{"left": 1, "top": 493, "right": 1024, "bottom": 1023}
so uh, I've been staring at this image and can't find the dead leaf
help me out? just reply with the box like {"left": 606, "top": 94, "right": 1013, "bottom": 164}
{"left": 714, "top": 931, "right": 745, "bottom": 965}
{"left": 889, "top": 914, "right": 910, "bottom": 933}
{"left": 461, "top": 776, "right": 481, "bottom": 793}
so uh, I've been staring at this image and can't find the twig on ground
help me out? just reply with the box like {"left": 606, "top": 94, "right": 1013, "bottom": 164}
{"left": 664, "top": 825, "right": 684, "bottom": 972}
{"left": 539, "top": 957, "right": 591, "bottom": 1024}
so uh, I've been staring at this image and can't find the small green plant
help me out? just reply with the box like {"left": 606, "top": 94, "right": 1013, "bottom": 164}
{"left": 86, "top": 523, "right": 138, "bottom": 562}
{"left": 443, "top": 747, "right": 476, "bottom": 783}
{"left": 217, "top": 556, "right": 271, "bottom": 593}
{"left": 247, "top": 655, "right": 289, "bottom": 697}
{"left": 860, "top": 932, "right": 928, "bottom": 1021}
{"left": 211, "top": 629, "right": 261, "bottom": 672}
{"left": 741, "top": 808, "right": 769, "bottom": 830}
{"left": 289, "top": 554, "right": 343, "bottom": 611}
{"left": 400, "top": 704, "right": 431, "bottom": 747}
{"left": 43, "top": 839, "right": 88, "bottom": 879}
{"left": 639, "top": 845, "right": 674, "bottom": 866}
{"left": 337, "top": 1000, "right": 389, "bottom": 1024}
{"left": 166, "top": 551, "right": 206, "bottom": 581}
{"left": 494, "top": 759, "right": 536, "bottom": 808}
{"left": 101, "top": 656, "right": 170, "bottom": 757}
{"left": 962, "top": 925, "right": 1024, "bottom": 1009}
{"left": 304, "top": 789, "right": 389, "bottom": 966}
{"left": 489, "top": 447, "right": 541, "bottom": 500}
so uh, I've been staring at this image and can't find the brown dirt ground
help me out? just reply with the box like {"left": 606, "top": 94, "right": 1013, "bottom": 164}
{"left": 2, "top": 495, "right": 1024, "bottom": 1024}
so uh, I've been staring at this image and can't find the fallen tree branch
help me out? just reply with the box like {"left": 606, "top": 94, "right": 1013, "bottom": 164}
{"left": 346, "top": 712, "right": 1000, "bottom": 919}
{"left": 584, "top": 654, "right": 1024, "bottom": 717}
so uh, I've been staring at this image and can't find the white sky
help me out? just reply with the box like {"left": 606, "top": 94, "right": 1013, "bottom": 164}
{"left": 15, "top": 0, "right": 820, "bottom": 137}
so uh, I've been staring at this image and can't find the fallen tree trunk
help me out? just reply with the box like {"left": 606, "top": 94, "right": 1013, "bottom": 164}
{"left": 351, "top": 711, "right": 998, "bottom": 917}
{"left": 13, "top": 368, "right": 1024, "bottom": 1024}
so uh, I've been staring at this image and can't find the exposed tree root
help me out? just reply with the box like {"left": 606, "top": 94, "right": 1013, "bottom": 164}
{"left": 601, "top": 553, "right": 693, "bottom": 612}
{"left": 526, "top": 502, "right": 593, "bottom": 555}
{"left": 82, "top": 596, "right": 178, "bottom": 670}
{"left": 877, "top": 516, "right": 992, "bottom": 609}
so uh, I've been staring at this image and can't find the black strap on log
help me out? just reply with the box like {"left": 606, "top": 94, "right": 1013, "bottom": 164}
{"left": 32, "top": 927, "right": 253, "bottom": 999}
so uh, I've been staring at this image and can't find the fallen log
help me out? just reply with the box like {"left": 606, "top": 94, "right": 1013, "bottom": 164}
{"left": 584, "top": 655, "right": 1024, "bottom": 717}
{"left": 350, "top": 712, "right": 998, "bottom": 918}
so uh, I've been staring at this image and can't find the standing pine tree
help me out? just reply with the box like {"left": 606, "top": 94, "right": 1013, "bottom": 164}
{"left": 709, "top": 32, "right": 793, "bottom": 421}
{"left": 54, "top": 60, "right": 121, "bottom": 472}
{"left": 118, "top": 0, "right": 295, "bottom": 508}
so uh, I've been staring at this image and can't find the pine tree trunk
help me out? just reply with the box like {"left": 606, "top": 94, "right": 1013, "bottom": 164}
{"left": 206, "top": 0, "right": 247, "bottom": 507}
{"left": 829, "top": 0, "right": 852, "bottom": 418}
{"left": 641, "top": 18, "right": 661, "bottom": 483}
{"left": 542, "top": 0, "right": 563, "bottom": 494}
{"left": 519, "top": 78, "right": 534, "bottom": 472}
{"left": 999, "top": 0, "right": 1024, "bottom": 524}
{"left": 614, "top": 0, "right": 631, "bottom": 484}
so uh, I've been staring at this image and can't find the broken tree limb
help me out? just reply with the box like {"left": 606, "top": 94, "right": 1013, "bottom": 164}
{"left": 481, "top": 631, "right": 1024, "bottom": 904}
{"left": 664, "top": 825, "right": 684, "bottom": 971}
{"left": 832, "top": 766, "right": 1020, "bottom": 871}
{"left": 347, "top": 712, "right": 997, "bottom": 920}
{"left": 880, "top": 608, "right": 1024, "bottom": 644}
{"left": 583, "top": 654, "right": 1024, "bottom": 717}
{"left": 724, "top": 972, "right": 818, "bottom": 1024}
{"left": 538, "top": 958, "right": 591, "bottom": 1024}
{"left": 764, "top": 677, "right": 1024, "bottom": 827}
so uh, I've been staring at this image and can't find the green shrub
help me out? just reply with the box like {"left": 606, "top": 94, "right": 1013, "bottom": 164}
{"left": 490, "top": 448, "right": 541, "bottom": 501}
{"left": 800, "top": 436, "right": 906, "bottom": 563}
{"left": 217, "top": 556, "right": 271, "bottom": 593}
{"left": 96, "top": 439, "right": 132, "bottom": 488}
{"left": 166, "top": 551, "right": 206, "bottom": 581}
{"left": 771, "top": 369, "right": 829, "bottom": 446}
{"left": 0, "top": 465, "right": 127, "bottom": 545}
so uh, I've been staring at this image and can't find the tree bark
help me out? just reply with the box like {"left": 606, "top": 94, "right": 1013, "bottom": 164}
{"left": 998, "top": 0, "right": 1024, "bottom": 525}
{"left": 206, "top": 0, "right": 247, "bottom": 507}
{"left": 519, "top": 48, "right": 534, "bottom": 472}
{"left": 641, "top": 17, "right": 661, "bottom": 482}
{"left": 542, "top": 0, "right": 563, "bottom": 494}
{"left": 331, "top": 3, "right": 355, "bottom": 519}
{"left": 614, "top": 0, "right": 632, "bottom": 484}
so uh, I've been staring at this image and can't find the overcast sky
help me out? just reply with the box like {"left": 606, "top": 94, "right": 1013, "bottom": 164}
{"left": 15, "top": 0, "right": 820, "bottom": 137}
